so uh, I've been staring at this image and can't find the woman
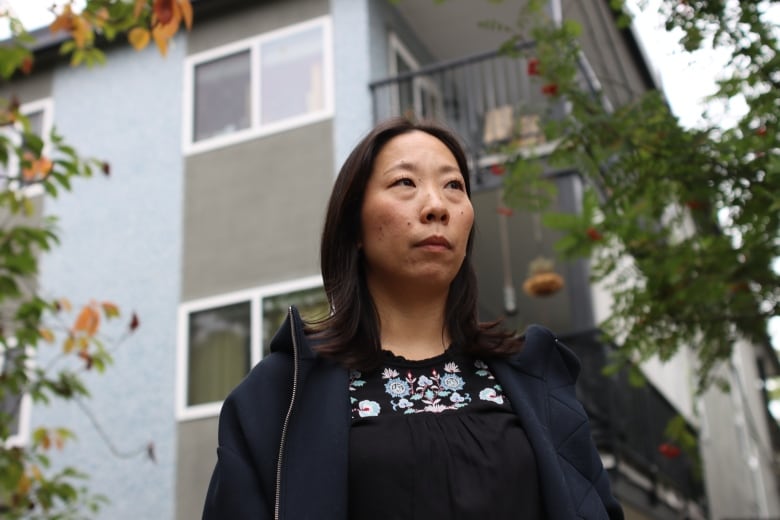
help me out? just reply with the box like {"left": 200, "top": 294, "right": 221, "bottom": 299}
{"left": 202, "top": 118, "right": 623, "bottom": 519}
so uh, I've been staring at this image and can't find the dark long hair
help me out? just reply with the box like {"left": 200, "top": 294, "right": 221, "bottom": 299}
{"left": 311, "top": 117, "right": 521, "bottom": 369}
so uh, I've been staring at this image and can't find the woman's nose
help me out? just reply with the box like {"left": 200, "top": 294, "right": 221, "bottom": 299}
{"left": 421, "top": 191, "right": 449, "bottom": 223}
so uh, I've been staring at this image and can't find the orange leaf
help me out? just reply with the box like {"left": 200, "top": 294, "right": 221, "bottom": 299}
{"left": 17, "top": 473, "right": 31, "bottom": 495}
{"left": 63, "top": 336, "right": 75, "bottom": 354}
{"left": 72, "top": 306, "right": 100, "bottom": 336}
{"left": 178, "top": 0, "right": 193, "bottom": 30}
{"left": 151, "top": 24, "right": 169, "bottom": 56}
{"left": 128, "top": 27, "right": 151, "bottom": 51}
{"left": 21, "top": 153, "right": 52, "bottom": 181}
{"left": 101, "top": 301, "right": 120, "bottom": 319}
{"left": 153, "top": 0, "right": 174, "bottom": 25}
{"left": 39, "top": 328, "right": 55, "bottom": 343}
{"left": 49, "top": 5, "right": 74, "bottom": 34}
{"left": 133, "top": 0, "right": 146, "bottom": 18}
{"left": 71, "top": 15, "right": 93, "bottom": 49}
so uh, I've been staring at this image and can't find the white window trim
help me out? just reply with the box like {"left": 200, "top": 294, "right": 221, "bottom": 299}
{"left": 176, "top": 274, "right": 324, "bottom": 421}
{"left": 1, "top": 339, "right": 33, "bottom": 448}
{"left": 182, "top": 16, "right": 334, "bottom": 157}
{"left": 387, "top": 33, "right": 443, "bottom": 119}
{"left": 1, "top": 98, "right": 54, "bottom": 198}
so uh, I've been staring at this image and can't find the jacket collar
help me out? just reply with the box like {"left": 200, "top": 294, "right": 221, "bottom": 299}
{"left": 268, "top": 305, "right": 319, "bottom": 360}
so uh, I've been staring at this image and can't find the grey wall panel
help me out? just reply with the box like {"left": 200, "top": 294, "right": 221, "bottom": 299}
{"left": 181, "top": 120, "right": 333, "bottom": 301}
{"left": 176, "top": 417, "right": 219, "bottom": 520}
{"left": 187, "top": 0, "right": 328, "bottom": 55}
{"left": 563, "top": 1, "right": 653, "bottom": 105}
{"left": 0, "top": 71, "right": 53, "bottom": 104}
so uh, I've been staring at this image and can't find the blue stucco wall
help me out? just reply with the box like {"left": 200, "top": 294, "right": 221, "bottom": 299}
{"left": 331, "top": 0, "right": 373, "bottom": 171}
{"left": 35, "top": 37, "right": 185, "bottom": 519}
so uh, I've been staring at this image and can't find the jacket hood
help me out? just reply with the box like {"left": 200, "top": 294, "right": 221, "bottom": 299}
{"left": 268, "top": 305, "right": 318, "bottom": 359}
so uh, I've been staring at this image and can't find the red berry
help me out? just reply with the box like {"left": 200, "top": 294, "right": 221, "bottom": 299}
{"left": 586, "top": 227, "right": 603, "bottom": 241}
{"left": 527, "top": 58, "right": 540, "bottom": 76}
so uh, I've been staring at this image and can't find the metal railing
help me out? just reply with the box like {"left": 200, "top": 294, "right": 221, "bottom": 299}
{"left": 560, "top": 329, "right": 706, "bottom": 508}
{"left": 369, "top": 42, "right": 598, "bottom": 186}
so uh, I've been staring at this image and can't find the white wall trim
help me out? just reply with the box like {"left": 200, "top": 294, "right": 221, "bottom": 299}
{"left": 181, "top": 16, "right": 334, "bottom": 157}
{"left": 175, "top": 275, "right": 323, "bottom": 422}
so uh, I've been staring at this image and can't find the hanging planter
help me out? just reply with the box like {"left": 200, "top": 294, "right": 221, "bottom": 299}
{"left": 522, "top": 256, "right": 564, "bottom": 297}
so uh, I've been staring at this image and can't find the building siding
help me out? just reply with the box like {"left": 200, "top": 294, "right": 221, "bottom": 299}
{"left": 35, "top": 37, "right": 186, "bottom": 520}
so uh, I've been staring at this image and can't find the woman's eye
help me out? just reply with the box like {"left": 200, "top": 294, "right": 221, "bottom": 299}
{"left": 446, "top": 179, "right": 465, "bottom": 191}
{"left": 393, "top": 178, "right": 415, "bottom": 187}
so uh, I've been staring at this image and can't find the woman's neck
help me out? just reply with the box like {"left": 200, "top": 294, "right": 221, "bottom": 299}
{"left": 369, "top": 283, "right": 450, "bottom": 361}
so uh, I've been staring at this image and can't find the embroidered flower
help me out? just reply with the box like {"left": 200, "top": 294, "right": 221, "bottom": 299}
{"left": 444, "top": 361, "right": 460, "bottom": 373}
{"left": 397, "top": 398, "right": 413, "bottom": 409}
{"left": 357, "top": 400, "right": 381, "bottom": 417}
{"left": 440, "top": 373, "right": 465, "bottom": 392}
{"left": 474, "top": 359, "right": 492, "bottom": 378}
{"left": 349, "top": 370, "right": 366, "bottom": 391}
{"left": 450, "top": 391, "right": 466, "bottom": 403}
{"left": 382, "top": 368, "right": 399, "bottom": 379}
{"left": 385, "top": 378, "right": 411, "bottom": 398}
{"left": 425, "top": 403, "right": 448, "bottom": 413}
{"left": 479, "top": 387, "right": 504, "bottom": 404}
{"left": 418, "top": 375, "right": 433, "bottom": 387}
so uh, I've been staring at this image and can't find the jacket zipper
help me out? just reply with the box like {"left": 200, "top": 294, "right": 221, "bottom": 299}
{"left": 274, "top": 307, "right": 300, "bottom": 520}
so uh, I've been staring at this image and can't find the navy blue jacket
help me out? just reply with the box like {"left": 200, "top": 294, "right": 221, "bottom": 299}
{"left": 203, "top": 307, "right": 624, "bottom": 519}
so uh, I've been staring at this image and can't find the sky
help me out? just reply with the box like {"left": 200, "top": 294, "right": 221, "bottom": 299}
{"left": 4, "top": 0, "right": 779, "bottom": 349}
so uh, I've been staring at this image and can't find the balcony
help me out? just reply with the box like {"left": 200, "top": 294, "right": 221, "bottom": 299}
{"left": 562, "top": 329, "right": 707, "bottom": 515}
{"left": 369, "top": 42, "right": 599, "bottom": 191}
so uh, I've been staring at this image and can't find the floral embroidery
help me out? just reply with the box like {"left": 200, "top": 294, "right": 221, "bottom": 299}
{"left": 479, "top": 387, "right": 504, "bottom": 404}
{"left": 349, "top": 356, "right": 510, "bottom": 419}
{"left": 379, "top": 361, "right": 474, "bottom": 414}
{"left": 357, "top": 400, "right": 381, "bottom": 417}
{"left": 474, "top": 360, "right": 505, "bottom": 404}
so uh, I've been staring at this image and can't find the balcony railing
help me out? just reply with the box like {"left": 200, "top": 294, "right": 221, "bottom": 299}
{"left": 560, "top": 329, "right": 706, "bottom": 509}
{"left": 369, "top": 42, "right": 599, "bottom": 189}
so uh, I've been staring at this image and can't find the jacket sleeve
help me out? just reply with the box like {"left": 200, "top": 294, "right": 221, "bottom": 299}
{"left": 202, "top": 354, "right": 292, "bottom": 520}
{"left": 547, "top": 330, "right": 624, "bottom": 520}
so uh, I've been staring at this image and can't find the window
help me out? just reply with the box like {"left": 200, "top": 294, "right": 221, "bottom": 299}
{"left": 1, "top": 342, "right": 32, "bottom": 447}
{"left": 183, "top": 17, "right": 333, "bottom": 155}
{"left": 388, "top": 34, "right": 443, "bottom": 120}
{"left": 177, "top": 276, "right": 328, "bottom": 420}
{"left": 0, "top": 98, "right": 53, "bottom": 196}
{"left": 193, "top": 51, "right": 251, "bottom": 142}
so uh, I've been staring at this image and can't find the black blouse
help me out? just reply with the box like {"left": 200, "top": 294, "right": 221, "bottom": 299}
{"left": 348, "top": 349, "right": 544, "bottom": 519}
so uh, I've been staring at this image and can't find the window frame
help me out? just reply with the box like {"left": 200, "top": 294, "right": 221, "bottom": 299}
{"left": 387, "top": 33, "right": 443, "bottom": 120}
{"left": 181, "top": 16, "right": 333, "bottom": 156}
{"left": 176, "top": 275, "right": 325, "bottom": 421}
{"left": 1, "top": 339, "right": 33, "bottom": 448}
{"left": 1, "top": 97, "right": 54, "bottom": 197}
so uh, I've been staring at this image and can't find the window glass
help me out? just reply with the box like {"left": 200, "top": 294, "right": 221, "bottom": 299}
{"left": 187, "top": 301, "right": 251, "bottom": 406}
{"left": 260, "top": 25, "right": 324, "bottom": 125}
{"left": 394, "top": 50, "right": 415, "bottom": 118}
{"left": 0, "top": 108, "right": 45, "bottom": 184}
{"left": 262, "top": 287, "right": 328, "bottom": 357}
{"left": 193, "top": 51, "right": 251, "bottom": 142}
{"left": 27, "top": 111, "right": 43, "bottom": 135}
{"left": 0, "top": 347, "right": 24, "bottom": 436}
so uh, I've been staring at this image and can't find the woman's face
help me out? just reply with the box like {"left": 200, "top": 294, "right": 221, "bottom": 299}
{"left": 359, "top": 130, "right": 474, "bottom": 292}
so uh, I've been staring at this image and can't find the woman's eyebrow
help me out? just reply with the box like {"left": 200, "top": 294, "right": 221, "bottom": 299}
{"left": 381, "top": 161, "right": 460, "bottom": 176}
